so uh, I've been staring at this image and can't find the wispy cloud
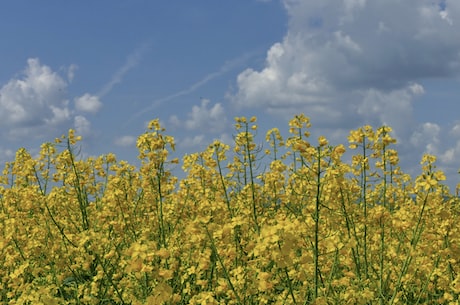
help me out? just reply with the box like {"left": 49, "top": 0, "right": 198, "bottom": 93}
{"left": 114, "top": 135, "right": 137, "bottom": 147}
{"left": 98, "top": 42, "right": 152, "bottom": 98}
{"left": 123, "top": 51, "right": 258, "bottom": 127}
{"left": 72, "top": 42, "right": 151, "bottom": 119}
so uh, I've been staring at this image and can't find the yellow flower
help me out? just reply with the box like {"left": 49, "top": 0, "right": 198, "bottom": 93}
{"left": 258, "top": 272, "right": 273, "bottom": 291}
{"left": 156, "top": 248, "right": 170, "bottom": 259}
{"left": 158, "top": 268, "right": 174, "bottom": 280}
{"left": 318, "top": 136, "right": 328, "bottom": 147}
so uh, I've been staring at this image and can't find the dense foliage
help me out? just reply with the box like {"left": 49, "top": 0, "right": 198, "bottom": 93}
{"left": 1, "top": 114, "right": 459, "bottom": 304}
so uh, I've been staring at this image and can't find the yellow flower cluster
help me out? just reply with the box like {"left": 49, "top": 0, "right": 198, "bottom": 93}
{"left": 0, "top": 115, "right": 459, "bottom": 304}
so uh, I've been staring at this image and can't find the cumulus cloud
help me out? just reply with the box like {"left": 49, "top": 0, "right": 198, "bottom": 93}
{"left": 232, "top": 0, "right": 460, "bottom": 120}
{"left": 0, "top": 58, "right": 112, "bottom": 145}
{"left": 410, "top": 121, "right": 460, "bottom": 167}
{"left": 74, "top": 93, "right": 102, "bottom": 114}
{"left": 67, "top": 64, "right": 78, "bottom": 82}
{"left": 180, "top": 135, "right": 207, "bottom": 149}
{"left": 410, "top": 122, "right": 441, "bottom": 153}
{"left": 169, "top": 99, "right": 228, "bottom": 133}
{"left": 74, "top": 115, "right": 91, "bottom": 137}
{"left": 169, "top": 99, "right": 233, "bottom": 150}
{"left": 178, "top": 133, "right": 233, "bottom": 151}
{"left": 0, "top": 58, "right": 71, "bottom": 139}
{"left": 231, "top": 0, "right": 460, "bottom": 187}
{"left": 357, "top": 83, "right": 425, "bottom": 140}
{"left": 405, "top": 121, "right": 460, "bottom": 181}
{"left": 449, "top": 122, "right": 460, "bottom": 138}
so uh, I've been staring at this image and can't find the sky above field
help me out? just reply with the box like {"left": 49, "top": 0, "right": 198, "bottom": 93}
{"left": 1, "top": 0, "right": 460, "bottom": 189}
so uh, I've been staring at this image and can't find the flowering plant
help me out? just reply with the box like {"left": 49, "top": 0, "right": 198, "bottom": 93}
{"left": 0, "top": 114, "right": 459, "bottom": 304}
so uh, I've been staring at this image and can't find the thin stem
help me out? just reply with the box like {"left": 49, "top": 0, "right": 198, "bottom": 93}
{"left": 205, "top": 226, "right": 243, "bottom": 305}
{"left": 244, "top": 124, "right": 259, "bottom": 233}
{"left": 314, "top": 146, "right": 321, "bottom": 300}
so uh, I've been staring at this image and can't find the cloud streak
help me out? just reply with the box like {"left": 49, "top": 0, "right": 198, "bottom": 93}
{"left": 98, "top": 42, "right": 152, "bottom": 98}
{"left": 123, "top": 51, "right": 258, "bottom": 127}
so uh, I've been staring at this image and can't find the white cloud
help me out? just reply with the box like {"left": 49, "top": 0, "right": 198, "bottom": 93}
{"left": 0, "top": 58, "right": 71, "bottom": 139}
{"left": 440, "top": 147, "right": 456, "bottom": 164}
{"left": 0, "top": 148, "right": 15, "bottom": 164}
{"left": 46, "top": 102, "right": 71, "bottom": 125}
{"left": 184, "top": 99, "right": 227, "bottom": 132}
{"left": 0, "top": 58, "right": 112, "bottom": 143}
{"left": 74, "top": 93, "right": 102, "bottom": 114}
{"left": 410, "top": 122, "right": 441, "bottom": 150}
{"left": 218, "top": 133, "right": 233, "bottom": 147}
{"left": 168, "top": 99, "right": 228, "bottom": 133}
{"left": 124, "top": 51, "right": 257, "bottom": 127}
{"left": 74, "top": 115, "right": 91, "bottom": 137}
{"left": 114, "top": 135, "right": 136, "bottom": 147}
{"left": 168, "top": 99, "right": 231, "bottom": 152}
{"left": 67, "top": 64, "right": 78, "bottom": 82}
{"left": 402, "top": 120, "right": 460, "bottom": 179}
{"left": 169, "top": 115, "right": 181, "bottom": 128}
{"left": 180, "top": 135, "right": 207, "bottom": 149}
{"left": 179, "top": 132, "right": 234, "bottom": 151}
{"left": 232, "top": 0, "right": 460, "bottom": 116}
{"left": 334, "top": 30, "right": 362, "bottom": 53}
{"left": 231, "top": 0, "right": 460, "bottom": 188}
{"left": 404, "top": 121, "right": 460, "bottom": 177}
{"left": 357, "top": 83, "right": 425, "bottom": 141}
{"left": 450, "top": 122, "right": 460, "bottom": 138}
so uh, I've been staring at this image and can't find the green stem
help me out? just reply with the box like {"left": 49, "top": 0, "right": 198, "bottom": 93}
{"left": 205, "top": 226, "right": 243, "bottom": 305}
{"left": 361, "top": 136, "right": 369, "bottom": 279}
{"left": 156, "top": 163, "right": 166, "bottom": 248}
{"left": 67, "top": 139, "right": 89, "bottom": 231}
{"left": 244, "top": 124, "right": 259, "bottom": 233}
{"left": 389, "top": 194, "right": 429, "bottom": 304}
{"left": 379, "top": 216, "right": 385, "bottom": 304}
{"left": 314, "top": 146, "right": 321, "bottom": 300}
{"left": 215, "top": 149, "right": 232, "bottom": 217}
{"left": 277, "top": 241, "right": 297, "bottom": 304}
{"left": 338, "top": 187, "right": 362, "bottom": 280}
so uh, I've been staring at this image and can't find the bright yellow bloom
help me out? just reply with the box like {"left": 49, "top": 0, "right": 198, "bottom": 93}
{"left": 1, "top": 113, "right": 459, "bottom": 304}
{"left": 318, "top": 136, "right": 328, "bottom": 147}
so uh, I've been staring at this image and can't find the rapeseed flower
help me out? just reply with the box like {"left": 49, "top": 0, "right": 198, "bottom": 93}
{"left": 0, "top": 113, "right": 459, "bottom": 304}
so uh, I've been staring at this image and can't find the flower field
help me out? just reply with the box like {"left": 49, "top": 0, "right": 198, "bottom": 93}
{"left": 1, "top": 114, "right": 459, "bottom": 304}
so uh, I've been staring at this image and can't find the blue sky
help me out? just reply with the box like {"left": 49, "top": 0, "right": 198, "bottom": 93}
{"left": 1, "top": 0, "right": 460, "bottom": 190}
